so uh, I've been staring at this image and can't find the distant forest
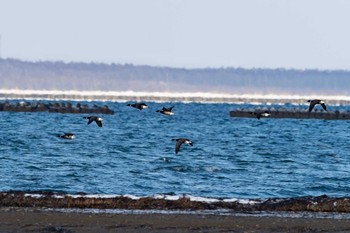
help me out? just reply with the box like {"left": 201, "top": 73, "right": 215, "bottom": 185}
{"left": 1, "top": 58, "right": 350, "bottom": 95}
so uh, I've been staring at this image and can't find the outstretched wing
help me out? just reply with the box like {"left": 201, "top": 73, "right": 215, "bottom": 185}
{"left": 163, "top": 106, "right": 174, "bottom": 111}
{"left": 321, "top": 103, "right": 327, "bottom": 111}
{"left": 135, "top": 104, "right": 143, "bottom": 110}
{"left": 95, "top": 120, "right": 102, "bottom": 127}
{"left": 308, "top": 102, "right": 316, "bottom": 112}
{"left": 128, "top": 103, "right": 140, "bottom": 110}
{"left": 87, "top": 119, "right": 94, "bottom": 125}
{"left": 175, "top": 140, "right": 184, "bottom": 154}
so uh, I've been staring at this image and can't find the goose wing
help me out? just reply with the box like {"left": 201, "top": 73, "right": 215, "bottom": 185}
{"left": 95, "top": 120, "right": 102, "bottom": 127}
{"left": 163, "top": 106, "right": 174, "bottom": 111}
{"left": 175, "top": 139, "right": 185, "bottom": 154}
{"left": 256, "top": 113, "right": 261, "bottom": 120}
{"left": 136, "top": 104, "right": 143, "bottom": 110}
{"left": 308, "top": 102, "right": 316, "bottom": 112}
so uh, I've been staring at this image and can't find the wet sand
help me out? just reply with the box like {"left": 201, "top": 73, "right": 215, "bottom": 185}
{"left": 1, "top": 208, "right": 350, "bottom": 233}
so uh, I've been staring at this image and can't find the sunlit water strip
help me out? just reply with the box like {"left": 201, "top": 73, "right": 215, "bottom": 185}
{"left": 8, "top": 207, "right": 350, "bottom": 219}
{"left": 1, "top": 89, "right": 350, "bottom": 104}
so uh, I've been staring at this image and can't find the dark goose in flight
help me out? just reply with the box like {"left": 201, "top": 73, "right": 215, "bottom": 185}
{"left": 251, "top": 111, "right": 271, "bottom": 120}
{"left": 172, "top": 138, "right": 193, "bottom": 154}
{"left": 307, "top": 99, "right": 327, "bottom": 112}
{"left": 127, "top": 102, "right": 148, "bottom": 110}
{"left": 58, "top": 133, "right": 75, "bottom": 139}
{"left": 156, "top": 106, "right": 174, "bottom": 115}
{"left": 83, "top": 116, "right": 103, "bottom": 127}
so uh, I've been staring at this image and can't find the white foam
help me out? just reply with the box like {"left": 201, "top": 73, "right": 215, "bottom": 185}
{"left": 223, "top": 198, "right": 261, "bottom": 205}
{"left": 24, "top": 194, "right": 44, "bottom": 199}
{"left": 153, "top": 194, "right": 180, "bottom": 200}
{"left": 57, "top": 194, "right": 144, "bottom": 200}
{"left": 185, "top": 195, "right": 221, "bottom": 203}
{"left": 124, "top": 194, "right": 143, "bottom": 200}
{"left": 83, "top": 194, "right": 122, "bottom": 199}
{"left": 21, "top": 192, "right": 259, "bottom": 204}
{"left": 1, "top": 89, "right": 350, "bottom": 103}
{"left": 153, "top": 194, "right": 260, "bottom": 204}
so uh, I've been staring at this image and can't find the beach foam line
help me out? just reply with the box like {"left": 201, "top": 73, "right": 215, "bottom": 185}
{"left": 3, "top": 192, "right": 350, "bottom": 213}
{"left": 1, "top": 89, "right": 350, "bottom": 104}
{"left": 33, "top": 193, "right": 260, "bottom": 205}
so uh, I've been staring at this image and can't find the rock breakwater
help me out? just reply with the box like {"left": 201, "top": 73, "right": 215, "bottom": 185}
{"left": 0, "top": 101, "right": 114, "bottom": 114}
{"left": 230, "top": 108, "right": 350, "bottom": 120}
{"left": 1, "top": 192, "right": 350, "bottom": 213}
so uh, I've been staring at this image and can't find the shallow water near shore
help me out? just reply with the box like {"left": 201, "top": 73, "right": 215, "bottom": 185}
{"left": 44, "top": 208, "right": 350, "bottom": 219}
{"left": 1, "top": 101, "right": 350, "bottom": 200}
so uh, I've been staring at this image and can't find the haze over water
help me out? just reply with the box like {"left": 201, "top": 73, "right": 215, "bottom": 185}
{"left": 1, "top": 99, "right": 350, "bottom": 199}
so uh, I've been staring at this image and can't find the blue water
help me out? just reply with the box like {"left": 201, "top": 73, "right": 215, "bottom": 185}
{"left": 1, "top": 101, "right": 350, "bottom": 199}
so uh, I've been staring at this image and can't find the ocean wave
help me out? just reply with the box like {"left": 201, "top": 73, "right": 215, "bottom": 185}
{"left": 25, "top": 193, "right": 258, "bottom": 205}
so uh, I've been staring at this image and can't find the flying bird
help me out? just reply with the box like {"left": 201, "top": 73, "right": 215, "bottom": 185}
{"left": 172, "top": 138, "right": 193, "bottom": 154}
{"left": 251, "top": 111, "right": 271, "bottom": 120}
{"left": 307, "top": 99, "right": 327, "bottom": 112}
{"left": 127, "top": 102, "right": 148, "bottom": 110}
{"left": 83, "top": 116, "right": 103, "bottom": 127}
{"left": 57, "top": 133, "right": 75, "bottom": 139}
{"left": 156, "top": 106, "right": 174, "bottom": 115}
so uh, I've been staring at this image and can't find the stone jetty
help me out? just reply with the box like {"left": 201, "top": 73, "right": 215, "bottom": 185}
{"left": 0, "top": 101, "right": 114, "bottom": 114}
{"left": 230, "top": 108, "right": 350, "bottom": 120}
{"left": 1, "top": 191, "right": 350, "bottom": 213}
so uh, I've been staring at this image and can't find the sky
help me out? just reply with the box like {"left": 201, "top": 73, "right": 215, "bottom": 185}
{"left": 1, "top": 0, "right": 350, "bottom": 70}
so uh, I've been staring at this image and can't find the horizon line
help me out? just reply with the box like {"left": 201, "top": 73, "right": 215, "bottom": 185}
{"left": 1, "top": 57, "right": 349, "bottom": 73}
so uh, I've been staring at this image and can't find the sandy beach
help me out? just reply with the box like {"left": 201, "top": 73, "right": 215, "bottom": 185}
{"left": 0, "top": 208, "right": 350, "bottom": 233}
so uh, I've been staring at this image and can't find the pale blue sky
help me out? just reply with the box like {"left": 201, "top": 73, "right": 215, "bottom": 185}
{"left": 1, "top": 0, "right": 350, "bottom": 70}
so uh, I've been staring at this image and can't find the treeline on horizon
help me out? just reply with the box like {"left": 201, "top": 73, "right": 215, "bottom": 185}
{"left": 0, "top": 58, "right": 349, "bottom": 95}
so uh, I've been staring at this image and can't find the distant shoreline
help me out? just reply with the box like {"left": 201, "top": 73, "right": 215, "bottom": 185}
{"left": 1, "top": 89, "right": 350, "bottom": 104}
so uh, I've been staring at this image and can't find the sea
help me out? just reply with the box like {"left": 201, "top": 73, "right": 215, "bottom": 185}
{"left": 1, "top": 97, "right": 350, "bottom": 204}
